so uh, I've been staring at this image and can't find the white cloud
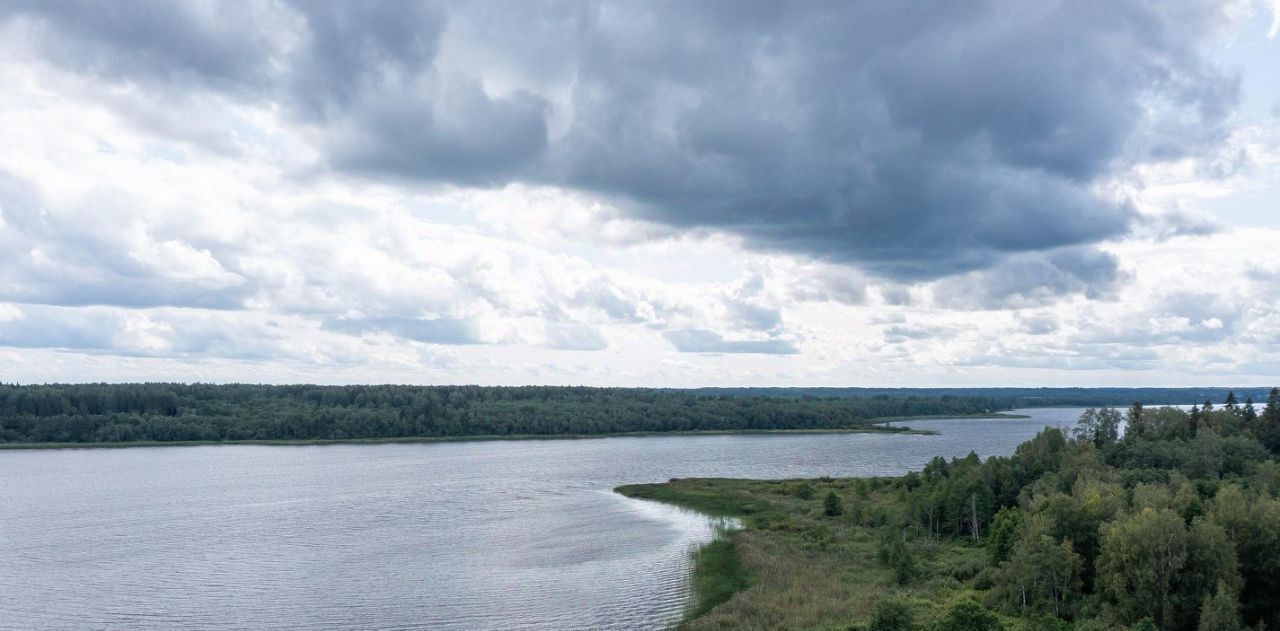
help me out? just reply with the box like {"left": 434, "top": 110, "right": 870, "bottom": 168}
{"left": 0, "top": 4, "right": 1277, "bottom": 387}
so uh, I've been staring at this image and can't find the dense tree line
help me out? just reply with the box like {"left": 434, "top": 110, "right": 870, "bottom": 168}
{"left": 690, "top": 387, "right": 1274, "bottom": 408}
{"left": 868, "top": 387, "right": 1280, "bottom": 630}
{"left": 0, "top": 383, "right": 1009, "bottom": 444}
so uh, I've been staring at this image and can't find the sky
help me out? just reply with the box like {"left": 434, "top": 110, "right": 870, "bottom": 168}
{"left": 0, "top": 1, "right": 1278, "bottom": 388}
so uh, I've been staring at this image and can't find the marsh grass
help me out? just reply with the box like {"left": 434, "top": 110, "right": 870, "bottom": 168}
{"left": 689, "top": 537, "right": 751, "bottom": 619}
{"left": 618, "top": 477, "right": 1005, "bottom": 630}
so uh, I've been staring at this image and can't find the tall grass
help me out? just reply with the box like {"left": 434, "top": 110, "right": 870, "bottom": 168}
{"left": 618, "top": 477, "right": 1001, "bottom": 630}
{"left": 688, "top": 536, "right": 751, "bottom": 619}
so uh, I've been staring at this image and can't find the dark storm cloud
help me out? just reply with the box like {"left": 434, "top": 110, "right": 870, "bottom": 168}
{"left": 326, "top": 79, "right": 549, "bottom": 186}
{"left": 0, "top": 0, "right": 279, "bottom": 92}
{"left": 283, "top": 1, "right": 445, "bottom": 119}
{"left": 932, "top": 246, "right": 1130, "bottom": 309}
{"left": 1, "top": 0, "right": 1239, "bottom": 284}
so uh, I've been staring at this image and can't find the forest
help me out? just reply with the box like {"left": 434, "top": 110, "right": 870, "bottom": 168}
{"left": 688, "top": 387, "right": 1275, "bottom": 408}
{"left": 0, "top": 383, "right": 1009, "bottom": 445}
{"left": 618, "top": 388, "right": 1280, "bottom": 630}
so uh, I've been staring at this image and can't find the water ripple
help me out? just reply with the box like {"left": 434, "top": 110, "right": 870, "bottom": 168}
{"left": 0, "top": 408, "right": 1082, "bottom": 630}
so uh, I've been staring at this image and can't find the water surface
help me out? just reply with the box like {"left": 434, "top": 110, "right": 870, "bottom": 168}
{"left": 0, "top": 408, "right": 1086, "bottom": 630}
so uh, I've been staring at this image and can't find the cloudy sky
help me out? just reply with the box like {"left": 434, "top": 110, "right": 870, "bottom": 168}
{"left": 1, "top": 1, "right": 1278, "bottom": 387}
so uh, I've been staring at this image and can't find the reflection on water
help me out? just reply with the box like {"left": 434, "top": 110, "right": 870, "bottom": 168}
{"left": 0, "top": 408, "right": 1085, "bottom": 630}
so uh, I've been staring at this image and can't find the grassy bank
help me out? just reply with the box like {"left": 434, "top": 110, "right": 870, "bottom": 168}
{"left": 618, "top": 477, "right": 998, "bottom": 630}
{"left": 689, "top": 537, "right": 751, "bottom": 619}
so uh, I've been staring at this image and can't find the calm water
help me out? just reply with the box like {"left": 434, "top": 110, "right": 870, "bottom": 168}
{"left": 0, "top": 408, "right": 1087, "bottom": 630}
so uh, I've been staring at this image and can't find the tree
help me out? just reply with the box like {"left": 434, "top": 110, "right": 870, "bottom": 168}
{"left": 1241, "top": 397, "right": 1257, "bottom": 424}
{"left": 994, "top": 517, "right": 1082, "bottom": 619}
{"left": 1261, "top": 388, "right": 1280, "bottom": 454}
{"left": 1225, "top": 390, "right": 1239, "bottom": 413}
{"left": 1233, "top": 495, "right": 1280, "bottom": 627}
{"left": 1097, "top": 508, "right": 1188, "bottom": 628}
{"left": 879, "top": 530, "right": 919, "bottom": 585}
{"left": 1208, "top": 484, "right": 1249, "bottom": 543}
{"left": 869, "top": 597, "right": 916, "bottom": 631}
{"left": 1198, "top": 580, "right": 1241, "bottom": 631}
{"left": 1146, "top": 406, "right": 1193, "bottom": 441}
{"left": 987, "top": 507, "right": 1025, "bottom": 565}
{"left": 824, "top": 491, "right": 844, "bottom": 517}
{"left": 1127, "top": 401, "right": 1147, "bottom": 440}
{"left": 1178, "top": 518, "right": 1241, "bottom": 626}
{"left": 1190, "top": 405, "right": 1202, "bottom": 436}
{"left": 934, "top": 598, "right": 1004, "bottom": 631}
{"left": 1014, "top": 427, "right": 1068, "bottom": 481}
{"left": 1031, "top": 482, "right": 1123, "bottom": 593}
{"left": 1073, "top": 408, "right": 1122, "bottom": 448}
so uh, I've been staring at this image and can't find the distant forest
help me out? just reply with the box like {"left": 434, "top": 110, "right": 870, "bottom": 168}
{"left": 688, "top": 387, "right": 1274, "bottom": 407}
{"left": 0, "top": 383, "right": 1010, "bottom": 445}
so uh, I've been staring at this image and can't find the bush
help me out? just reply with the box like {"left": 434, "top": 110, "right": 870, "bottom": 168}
{"left": 934, "top": 598, "right": 1004, "bottom": 631}
{"left": 825, "top": 491, "right": 845, "bottom": 517}
{"left": 878, "top": 530, "right": 919, "bottom": 585}
{"left": 869, "top": 597, "right": 916, "bottom": 631}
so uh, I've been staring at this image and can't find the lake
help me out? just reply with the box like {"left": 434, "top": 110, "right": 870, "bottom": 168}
{"left": 0, "top": 408, "right": 1089, "bottom": 630}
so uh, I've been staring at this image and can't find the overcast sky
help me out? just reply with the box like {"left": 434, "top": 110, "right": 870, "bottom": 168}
{"left": 1, "top": 1, "right": 1278, "bottom": 387}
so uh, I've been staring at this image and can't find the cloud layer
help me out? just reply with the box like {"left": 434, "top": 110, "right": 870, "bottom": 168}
{"left": 0, "top": 1, "right": 1277, "bottom": 385}
{"left": 2, "top": 1, "right": 1243, "bottom": 282}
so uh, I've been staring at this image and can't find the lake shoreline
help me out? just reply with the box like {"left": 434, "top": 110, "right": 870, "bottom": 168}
{"left": 3, "top": 408, "right": 1094, "bottom": 629}
{"left": 615, "top": 481, "right": 760, "bottom": 625}
{"left": 0, "top": 412, "right": 1027, "bottom": 451}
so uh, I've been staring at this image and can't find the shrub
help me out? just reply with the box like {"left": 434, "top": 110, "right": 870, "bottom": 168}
{"left": 934, "top": 598, "right": 1004, "bottom": 631}
{"left": 825, "top": 491, "right": 845, "bottom": 517}
{"left": 795, "top": 482, "right": 816, "bottom": 500}
{"left": 878, "top": 530, "right": 919, "bottom": 585}
{"left": 869, "top": 597, "right": 916, "bottom": 631}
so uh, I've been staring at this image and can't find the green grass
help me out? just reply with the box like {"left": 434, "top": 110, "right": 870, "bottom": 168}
{"left": 617, "top": 477, "right": 1015, "bottom": 630}
{"left": 617, "top": 479, "right": 783, "bottom": 524}
{"left": 689, "top": 537, "right": 751, "bottom": 619}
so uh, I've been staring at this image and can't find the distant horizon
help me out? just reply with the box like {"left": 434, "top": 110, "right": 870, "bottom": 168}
{"left": 5, "top": 382, "right": 1275, "bottom": 392}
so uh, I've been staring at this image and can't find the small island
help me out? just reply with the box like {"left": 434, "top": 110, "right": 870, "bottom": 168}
{"left": 620, "top": 390, "right": 1280, "bottom": 630}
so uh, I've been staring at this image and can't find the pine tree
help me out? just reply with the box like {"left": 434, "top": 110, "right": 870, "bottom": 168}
{"left": 1242, "top": 397, "right": 1257, "bottom": 424}
{"left": 823, "top": 491, "right": 844, "bottom": 517}
{"left": 1128, "top": 401, "right": 1146, "bottom": 439}
{"left": 1225, "top": 390, "right": 1239, "bottom": 413}
{"left": 1262, "top": 388, "right": 1280, "bottom": 454}
{"left": 1190, "top": 405, "right": 1202, "bottom": 436}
